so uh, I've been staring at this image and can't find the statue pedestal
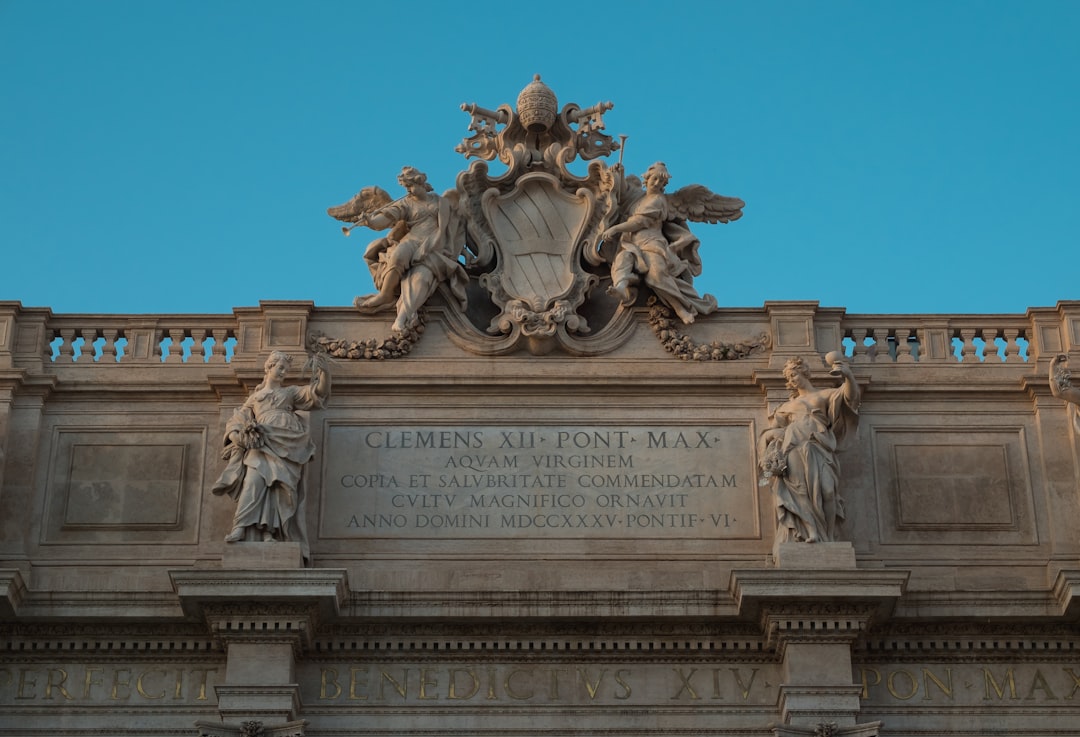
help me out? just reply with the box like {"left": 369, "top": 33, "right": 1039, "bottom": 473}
{"left": 223, "top": 541, "right": 304, "bottom": 569}
{"left": 773, "top": 541, "right": 856, "bottom": 569}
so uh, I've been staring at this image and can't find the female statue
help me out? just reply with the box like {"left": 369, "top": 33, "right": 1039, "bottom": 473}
{"left": 212, "top": 350, "right": 331, "bottom": 560}
{"left": 758, "top": 353, "right": 860, "bottom": 543}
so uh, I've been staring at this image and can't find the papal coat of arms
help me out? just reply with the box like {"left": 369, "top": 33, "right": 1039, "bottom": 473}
{"left": 326, "top": 75, "right": 752, "bottom": 357}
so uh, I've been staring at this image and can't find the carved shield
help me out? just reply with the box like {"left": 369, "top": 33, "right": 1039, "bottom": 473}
{"left": 480, "top": 173, "right": 593, "bottom": 309}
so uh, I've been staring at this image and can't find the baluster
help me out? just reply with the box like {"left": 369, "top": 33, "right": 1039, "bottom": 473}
{"left": 958, "top": 328, "right": 978, "bottom": 363}
{"left": 190, "top": 329, "right": 208, "bottom": 364}
{"left": 211, "top": 329, "right": 230, "bottom": 363}
{"left": 850, "top": 328, "right": 868, "bottom": 363}
{"left": 153, "top": 329, "right": 165, "bottom": 362}
{"left": 982, "top": 327, "right": 1004, "bottom": 363}
{"left": 166, "top": 329, "right": 187, "bottom": 363}
{"left": 101, "top": 329, "right": 120, "bottom": 363}
{"left": 78, "top": 329, "right": 99, "bottom": 362}
{"left": 58, "top": 329, "right": 76, "bottom": 362}
{"left": 895, "top": 328, "right": 915, "bottom": 363}
{"left": 871, "top": 328, "right": 891, "bottom": 363}
{"left": 1001, "top": 328, "right": 1020, "bottom": 362}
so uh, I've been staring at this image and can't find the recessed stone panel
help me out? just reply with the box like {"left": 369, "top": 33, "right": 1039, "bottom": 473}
{"left": 873, "top": 427, "right": 1036, "bottom": 545}
{"left": 63, "top": 444, "right": 185, "bottom": 528}
{"left": 894, "top": 444, "right": 1013, "bottom": 528}
{"left": 43, "top": 428, "right": 206, "bottom": 544}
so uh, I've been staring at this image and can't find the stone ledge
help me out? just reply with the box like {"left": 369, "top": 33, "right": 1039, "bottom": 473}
{"left": 169, "top": 569, "right": 350, "bottom": 621}
{"left": 0, "top": 569, "right": 27, "bottom": 619}
{"left": 1052, "top": 569, "right": 1080, "bottom": 619}
{"left": 728, "top": 569, "right": 910, "bottom": 622}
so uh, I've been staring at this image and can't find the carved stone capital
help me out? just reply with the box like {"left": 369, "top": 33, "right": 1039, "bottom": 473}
{"left": 772, "top": 720, "right": 882, "bottom": 737}
{"left": 729, "top": 568, "right": 909, "bottom": 629}
{"left": 196, "top": 718, "right": 307, "bottom": 737}
{"left": 169, "top": 569, "right": 350, "bottom": 650}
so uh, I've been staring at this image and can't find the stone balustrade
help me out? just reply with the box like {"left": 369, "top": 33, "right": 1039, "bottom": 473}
{"left": 839, "top": 316, "right": 1034, "bottom": 364}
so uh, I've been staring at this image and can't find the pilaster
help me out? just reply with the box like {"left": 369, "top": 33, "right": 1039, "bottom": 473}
{"left": 731, "top": 547, "right": 907, "bottom": 732}
{"left": 170, "top": 562, "right": 348, "bottom": 731}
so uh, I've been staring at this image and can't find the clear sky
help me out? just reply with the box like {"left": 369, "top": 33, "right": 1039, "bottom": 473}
{"left": 2, "top": 0, "right": 1077, "bottom": 316}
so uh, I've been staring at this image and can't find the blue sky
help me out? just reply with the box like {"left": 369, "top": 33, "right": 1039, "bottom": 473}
{"left": 2, "top": 1, "right": 1077, "bottom": 316}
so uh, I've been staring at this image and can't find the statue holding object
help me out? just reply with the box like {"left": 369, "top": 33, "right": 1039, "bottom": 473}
{"left": 327, "top": 166, "right": 468, "bottom": 334}
{"left": 212, "top": 350, "right": 331, "bottom": 563}
{"left": 600, "top": 162, "right": 744, "bottom": 324}
{"left": 758, "top": 352, "right": 860, "bottom": 543}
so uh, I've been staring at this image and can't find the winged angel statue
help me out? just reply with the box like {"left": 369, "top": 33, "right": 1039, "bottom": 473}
{"left": 327, "top": 166, "right": 468, "bottom": 334}
{"left": 601, "top": 162, "right": 744, "bottom": 324}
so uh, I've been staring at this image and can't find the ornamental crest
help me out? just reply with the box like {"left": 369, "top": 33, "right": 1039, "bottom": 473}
{"left": 326, "top": 75, "right": 756, "bottom": 358}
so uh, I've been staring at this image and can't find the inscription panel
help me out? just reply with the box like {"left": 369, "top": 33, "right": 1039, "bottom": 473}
{"left": 0, "top": 663, "right": 221, "bottom": 704}
{"left": 302, "top": 661, "right": 777, "bottom": 706}
{"left": 856, "top": 662, "right": 1080, "bottom": 706}
{"left": 320, "top": 424, "right": 757, "bottom": 539}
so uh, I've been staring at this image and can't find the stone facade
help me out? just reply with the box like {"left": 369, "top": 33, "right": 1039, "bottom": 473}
{"left": 2, "top": 298, "right": 1080, "bottom": 737}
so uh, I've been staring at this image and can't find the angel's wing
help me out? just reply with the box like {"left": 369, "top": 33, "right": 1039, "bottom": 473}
{"left": 667, "top": 184, "right": 744, "bottom": 224}
{"left": 326, "top": 185, "right": 393, "bottom": 223}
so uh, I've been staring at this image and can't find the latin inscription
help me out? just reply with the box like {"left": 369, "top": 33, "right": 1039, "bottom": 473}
{"left": 0, "top": 664, "right": 219, "bottom": 704}
{"left": 857, "top": 664, "right": 1080, "bottom": 705}
{"left": 320, "top": 425, "right": 757, "bottom": 538}
{"left": 301, "top": 663, "right": 774, "bottom": 706}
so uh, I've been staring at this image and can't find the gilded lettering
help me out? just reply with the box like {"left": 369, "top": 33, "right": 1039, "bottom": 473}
{"left": 349, "top": 666, "right": 369, "bottom": 700}
{"left": 418, "top": 668, "right": 439, "bottom": 700}
{"left": 504, "top": 669, "right": 534, "bottom": 700}
{"left": 173, "top": 669, "right": 183, "bottom": 700}
{"left": 448, "top": 668, "right": 479, "bottom": 700}
{"left": 320, "top": 668, "right": 342, "bottom": 699}
{"left": 886, "top": 669, "right": 918, "bottom": 700}
{"left": 859, "top": 667, "right": 881, "bottom": 699}
{"left": 189, "top": 668, "right": 217, "bottom": 701}
{"left": 671, "top": 668, "right": 700, "bottom": 700}
{"left": 82, "top": 666, "right": 104, "bottom": 700}
{"left": 379, "top": 669, "right": 409, "bottom": 699}
{"left": 1063, "top": 667, "right": 1080, "bottom": 699}
{"left": 547, "top": 668, "right": 565, "bottom": 701}
{"left": 983, "top": 667, "right": 1018, "bottom": 700}
{"left": 1025, "top": 669, "right": 1058, "bottom": 700}
{"left": 731, "top": 668, "right": 758, "bottom": 701}
{"left": 45, "top": 668, "right": 74, "bottom": 700}
{"left": 921, "top": 667, "right": 953, "bottom": 701}
{"left": 135, "top": 669, "right": 166, "bottom": 700}
{"left": 16, "top": 669, "right": 37, "bottom": 699}
{"left": 111, "top": 668, "right": 132, "bottom": 700}
{"left": 614, "top": 669, "right": 632, "bottom": 700}
{"left": 711, "top": 668, "right": 723, "bottom": 700}
{"left": 486, "top": 668, "right": 498, "bottom": 700}
{"left": 577, "top": 668, "right": 606, "bottom": 700}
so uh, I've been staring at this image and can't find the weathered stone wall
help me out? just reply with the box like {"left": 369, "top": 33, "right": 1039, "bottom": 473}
{"left": 2, "top": 298, "right": 1079, "bottom": 736}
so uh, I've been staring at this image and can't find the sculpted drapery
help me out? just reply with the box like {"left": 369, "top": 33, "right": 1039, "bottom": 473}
{"left": 758, "top": 355, "right": 860, "bottom": 543}
{"left": 212, "top": 351, "right": 330, "bottom": 562}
